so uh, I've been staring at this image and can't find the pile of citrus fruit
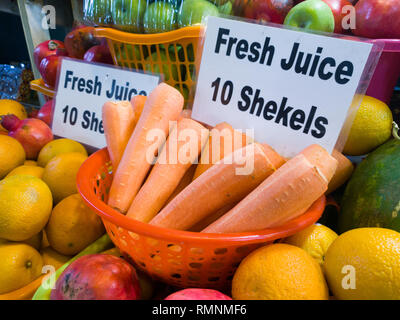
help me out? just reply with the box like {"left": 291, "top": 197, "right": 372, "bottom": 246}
{"left": 0, "top": 100, "right": 106, "bottom": 296}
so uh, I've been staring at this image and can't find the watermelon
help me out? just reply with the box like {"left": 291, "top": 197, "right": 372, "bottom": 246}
{"left": 339, "top": 138, "right": 400, "bottom": 233}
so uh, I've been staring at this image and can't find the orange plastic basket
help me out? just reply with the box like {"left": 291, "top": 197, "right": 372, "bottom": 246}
{"left": 77, "top": 148, "right": 326, "bottom": 289}
{"left": 94, "top": 26, "right": 203, "bottom": 106}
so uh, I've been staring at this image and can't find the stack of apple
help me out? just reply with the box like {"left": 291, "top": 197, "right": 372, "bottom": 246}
{"left": 241, "top": 0, "right": 399, "bottom": 39}
{"left": 35, "top": 26, "right": 113, "bottom": 90}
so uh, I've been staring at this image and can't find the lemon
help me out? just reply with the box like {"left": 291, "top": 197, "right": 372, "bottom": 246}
{"left": 0, "top": 175, "right": 52, "bottom": 241}
{"left": 5, "top": 165, "right": 44, "bottom": 179}
{"left": 37, "top": 139, "right": 87, "bottom": 167}
{"left": 0, "top": 135, "right": 26, "bottom": 179}
{"left": 343, "top": 96, "right": 393, "bottom": 156}
{"left": 284, "top": 224, "right": 338, "bottom": 267}
{"left": 0, "top": 99, "right": 27, "bottom": 132}
{"left": 24, "top": 160, "right": 38, "bottom": 166}
{"left": 42, "top": 152, "right": 88, "bottom": 204}
{"left": 324, "top": 228, "right": 400, "bottom": 300}
{"left": 41, "top": 247, "right": 71, "bottom": 270}
{"left": 0, "top": 243, "right": 43, "bottom": 294}
{"left": 45, "top": 194, "right": 104, "bottom": 255}
{"left": 232, "top": 243, "right": 329, "bottom": 300}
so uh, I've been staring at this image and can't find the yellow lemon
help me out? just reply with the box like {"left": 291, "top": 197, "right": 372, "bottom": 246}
{"left": 0, "top": 243, "right": 43, "bottom": 294}
{"left": 0, "top": 99, "right": 27, "bottom": 132}
{"left": 232, "top": 243, "right": 329, "bottom": 300}
{"left": 24, "top": 160, "right": 37, "bottom": 166}
{"left": 343, "top": 96, "right": 393, "bottom": 156}
{"left": 324, "top": 227, "right": 400, "bottom": 300}
{"left": 284, "top": 224, "right": 338, "bottom": 267}
{"left": 0, "top": 175, "right": 52, "bottom": 241}
{"left": 40, "top": 247, "right": 71, "bottom": 270}
{"left": 37, "top": 139, "right": 87, "bottom": 167}
{"left": 0, "top": 135, "right": 25, "bottom": 179}
{"left": 45, "top": 194, "right": 104, "bottom": 255}
{"left": 5, "top": 165, "right": 44, "bottom": 179}
{"left": 42, "top": 152, "right": 88, "bottom": 204}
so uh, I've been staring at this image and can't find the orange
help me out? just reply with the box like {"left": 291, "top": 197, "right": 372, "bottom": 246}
{"left": 324, "top": 228, "right": 400, "bottom": 300}
{"left": 232, "top": 243, "right": 329, "bottom": 300}
{"left": 284, "top": 224, "right": 338, "bottom": 267}
{"left": 40, "top": 247, "right": 71, "bottom": 270}
{"left": 45, "top": 194, "right": 104, "bottom": 255}
{"left": 5, "top": 165, "right": 44, "bottom": 179}
{"left": 0, "top": 99, "right": 27, "bottom": 132}
{"left": 42, "top": 152, "right": 88, "bottom": 203}
{"left": 0, "top": 243, "right": 43, "bottom": 294}
{"left": 0, "top": 175, "right": 52, "bottom": 241}
{"left": 37, "top": 139, "right": 87, "bottom": 167}
{"left": 0, "top": 135, "right": 26, "bottom": 179}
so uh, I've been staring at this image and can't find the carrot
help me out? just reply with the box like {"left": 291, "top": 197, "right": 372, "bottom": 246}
{"left": 126, "top": 118, "right": 209, "bottom": 222}
{"left": 178, "top": 109, "right": 192, "bottom": 120}
{"left": 165, "top": 164, "right": 197, "bottom": 205}
{"left": 108, "top": 83, "right": 184, "bottom": 213}
{"left": 261, "top": 143, "right": 286, "bottom": 169}
{"left": 327, "top": 149, "right": 354, "bottom": 194}
{"left": 192, "top": 122, "right": 253, "bottom": 180}
{"left": 202, "top": 153, "right": 333, "bottom": 233}
{"left": 149, "top": 143, "right": 276, "bottom": 230}
{"left": 102, "top": 101, "right": 135, "bottom": 170}
{"left": 130, "top": 95, "right": 147, "bottom": 126}
{"left": 300, "top": 144, "right": 338, "bottom": 182}
{"left": 189, "top": 202, "right": 238, "bottom": 232}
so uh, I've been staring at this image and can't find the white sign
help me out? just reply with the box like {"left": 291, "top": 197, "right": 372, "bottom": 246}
{"left": 191, "top": 17, "right": 374, "bottom": 158}
{"left": 52, "top": 58, "right": 160, "bottom": 149}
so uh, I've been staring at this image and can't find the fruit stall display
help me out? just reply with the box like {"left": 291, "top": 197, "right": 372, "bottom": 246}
{"left": 0, "top": 0, "right": 399, "bottom": 301}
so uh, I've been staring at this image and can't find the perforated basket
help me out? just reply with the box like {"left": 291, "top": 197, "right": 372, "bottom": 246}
{"left": 77, "top": 148, "right": 326, "bottom": 289}
{"left": 94, "top": 26, "right": 202, "bottom": 106}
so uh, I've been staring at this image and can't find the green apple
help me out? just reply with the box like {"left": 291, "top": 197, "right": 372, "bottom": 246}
{"left": 218, "top": 1, "right": 233, "bottom": 15}
{"left": 284, "top": 0, "right": 335, "bottom": 33}
{"left": 144, "top": 50, "right": 179, "bottom": 81}
{"left": 178, "top": 0, "right": 220, "bottom": 27}
{"left": 112, "top": 0, "right": 147, "bottom": 33}
{"left": 143, "top": 2, "right": 177, "bottom": 34}
{"left": 88, "top": 0, "right": 113, "bottom": 25}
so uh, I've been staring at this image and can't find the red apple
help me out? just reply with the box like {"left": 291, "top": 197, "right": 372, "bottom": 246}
{"left": 353, "top": 0, "right": 400, "bottom": 39}
{"left": 321, "top": 0, "right": 353, "bottom": 33}
{"left": 51, "top": 254, "right": 141, "bottom": 300}
{"left": 39, "top": 55, "right": 64, "bottom": 88}
{"left": 83, "top": 44, "right": 113, "bottom": 64}
{"left": 243, "top": 0, "right": 294, "bottom": 25}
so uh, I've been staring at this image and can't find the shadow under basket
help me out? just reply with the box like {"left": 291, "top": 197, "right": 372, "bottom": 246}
{"left": 77, "top": 148, "right": 326, "bottom": 290}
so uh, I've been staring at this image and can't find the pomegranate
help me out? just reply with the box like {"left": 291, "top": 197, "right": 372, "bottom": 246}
{"left": 83, "top": 44, "right": 113, "bottom": 64}
{"left": 33, "top": 40, "right": 65, "bottom": 70}
{"left": 165, "top": 288, "right": 232, "bottom": 300}
{"left": 37, "top": 99, "right": 54, "bottom": 126}
{"left": 51, "top": 254, "right": 141, "bottom": 300}
{"left": 39, "top": 55, "right": 64, "bottom": 88}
